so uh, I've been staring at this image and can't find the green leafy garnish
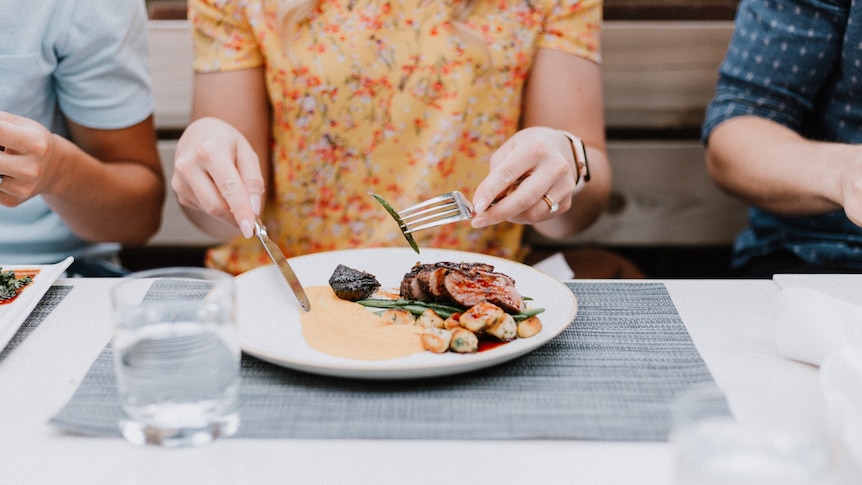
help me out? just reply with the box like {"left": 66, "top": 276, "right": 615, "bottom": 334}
{"left": 0, "top": 268, "right": 33, "bottom": 301}
{"left": 369, "top": 192, "right": 421, "bottom": 254}
{"left": 356, "top": 297, "right": 545, "bottom": 321}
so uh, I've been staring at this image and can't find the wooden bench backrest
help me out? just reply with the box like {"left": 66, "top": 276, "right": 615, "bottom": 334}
{"left": 147, "top": 19, "right": 747, "bottom": 248}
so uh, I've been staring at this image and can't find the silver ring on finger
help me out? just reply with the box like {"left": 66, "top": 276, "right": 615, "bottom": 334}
{"left": 0, "top": 174, "right": 5, "bottom": 188}
{"left": 541, "top": 194, "right": 559, "bottom": 214}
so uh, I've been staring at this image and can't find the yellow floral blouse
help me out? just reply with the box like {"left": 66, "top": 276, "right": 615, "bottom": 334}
{"left": 189, "top": 0, "right": 602, "bottom": 275}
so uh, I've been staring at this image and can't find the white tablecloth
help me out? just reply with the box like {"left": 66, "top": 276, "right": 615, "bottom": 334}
{"left": 0, "top": 278, "right": 824, "bottom": 485}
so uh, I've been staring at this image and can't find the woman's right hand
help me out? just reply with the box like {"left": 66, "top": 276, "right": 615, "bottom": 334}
{"left": 172, "top": 117, "right": 265, "bottom": 239}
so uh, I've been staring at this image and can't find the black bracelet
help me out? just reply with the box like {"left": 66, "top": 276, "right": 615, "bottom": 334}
{"left": 558, "top": 130, "right": 590, "bottom": 193}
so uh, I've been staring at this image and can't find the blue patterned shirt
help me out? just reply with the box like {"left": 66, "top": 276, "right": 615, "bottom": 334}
{"left": 702, "top": 0, "right": 862, "bottom": 270}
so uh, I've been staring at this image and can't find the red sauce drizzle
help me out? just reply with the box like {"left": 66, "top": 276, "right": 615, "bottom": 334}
{"left": 478, "top": 340, "right": 508, "bottom": 352}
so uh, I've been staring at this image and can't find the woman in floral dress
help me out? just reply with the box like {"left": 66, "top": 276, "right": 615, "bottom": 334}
{"left": 173, "top": 0, "right": 610, "bottom": 275}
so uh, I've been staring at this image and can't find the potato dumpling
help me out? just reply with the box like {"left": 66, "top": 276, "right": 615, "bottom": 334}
{"left": 459, "top": 301, "right": 506, "bottom": 333}
{"left": 485, "top": 313, "right": 517, "bottom": 341}
{"left": 443, "top": 312, "right": 462, "bottom": 330}
{"left": 516, "top": 315, "right": 542, "bottom": 338}
{"left": 420, "top": 328, "right": 452, "bottom": 353}
{"left": 379, "top": 308, "right": 415, "bottom": 325}
{"left": 449, "top": 327, "right": 478, "bottom": 353}
{"left": 415, "top": 308, "right": 445, "bottom": 329}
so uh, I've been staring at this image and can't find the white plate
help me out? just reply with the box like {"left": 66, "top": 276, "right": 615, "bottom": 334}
{"left": 0, "top": 257, "right": 74, "bottom": 353}
{"left": 236, "top": 248, "right": 577, "bottom": 379}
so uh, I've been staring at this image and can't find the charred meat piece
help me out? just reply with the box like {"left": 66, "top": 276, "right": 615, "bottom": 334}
{"left": 328, "top": 264, "right": 380, "bottom": 301}
{"left": 400, "top": 262, "right": 525, "bottom": 313}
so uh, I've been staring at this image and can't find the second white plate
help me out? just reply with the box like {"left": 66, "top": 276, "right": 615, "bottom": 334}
{"left": 0, "top": 257, "right": 73, "bottom": 354}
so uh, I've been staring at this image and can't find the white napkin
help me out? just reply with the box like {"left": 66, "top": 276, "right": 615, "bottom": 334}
{"left": 773, "top": 287, "right": 862, "bottom": 366}
{"left": 820, "top": 340, "right": 862, "bottom": 483}
{"left": 531, "top": 252, "right": 575, "bottom": 280}
{"left": 773, "top": 287, "right": 862, "bottom": 482}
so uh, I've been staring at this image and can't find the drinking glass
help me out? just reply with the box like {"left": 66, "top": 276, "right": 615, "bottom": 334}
{"left": 111, "top": 267, "right": 241, "bottom": 447}
{"left": 669, "top": 383, "right": 830, "bottom": 485}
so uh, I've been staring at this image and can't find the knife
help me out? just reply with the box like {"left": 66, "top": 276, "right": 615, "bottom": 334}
{"left": 254, "top": 218, "right": 311, "bottom": 312}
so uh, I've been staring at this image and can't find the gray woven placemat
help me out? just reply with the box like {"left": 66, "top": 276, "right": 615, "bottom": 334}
{"left": 0, "top": 285, "right": 72, "bottom": 362}
{"left": 50, "top": 282, "right": 722, "bottom": 441}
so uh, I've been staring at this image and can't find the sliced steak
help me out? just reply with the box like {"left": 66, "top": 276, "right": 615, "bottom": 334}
{"left": 399, "top": 261, "right": 525, "bottom": 313}
{"left": 399, "top": 264, "right": 425, "bottom": 300}
{"left": 443, "top": 266, "right": 525, "bottom": 313}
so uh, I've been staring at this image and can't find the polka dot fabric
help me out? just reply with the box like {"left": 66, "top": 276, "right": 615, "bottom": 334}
{"left": 702, "top": 0, "right": 862, "bottom": 269}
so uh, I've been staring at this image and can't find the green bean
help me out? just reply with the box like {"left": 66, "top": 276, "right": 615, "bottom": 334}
{"left": 355, "top": 298, "right": 401, "bottom": 309}
{"left": 513, "top": 308, "right": 545, "bottom": 321}
{"left": 369, "top": 193, "right": 420, "bottom": 254}
{"left": 356, "top": 298, "right": 544, "bottom": 321}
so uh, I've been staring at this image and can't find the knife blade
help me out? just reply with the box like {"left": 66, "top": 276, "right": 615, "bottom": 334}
{"left": 254, "top": 219, "right": 311, "bottom": 312}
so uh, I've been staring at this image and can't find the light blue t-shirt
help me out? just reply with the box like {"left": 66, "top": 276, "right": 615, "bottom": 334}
{"left": 0, "top": 0, "right": 153, "bottom": 264}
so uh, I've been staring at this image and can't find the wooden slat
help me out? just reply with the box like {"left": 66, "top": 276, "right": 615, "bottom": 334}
{"left": 147, "top": 0, "right": 187, "bottom": 20}
{"left": 149, "top": 20, "right": 193, "bottom": 131}
{"left": 603, "top": 0, "right": 740, "bottom": 20}
{"left": 151, "top": 140, "right": 221, "bottom": 246}
{"left": 601, "top": 21, "right": 733, "bottom": 130}
{"left": 146, "top": 0, "right": 742, "bottom": 21}
{"left": 528, "top": 140, "right": 747, "bottom": 246}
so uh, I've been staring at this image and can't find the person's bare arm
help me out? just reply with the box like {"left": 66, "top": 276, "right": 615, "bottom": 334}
{"left": 523, "top": 49, "right": 610, "bottom": 239}
{"left": 172, "top": 67, "right": 271, "bottom": 240}
{"left": 706, "top": 116, "right": 862, "bottom": 226}
{"left": 0, "top": 111, "right": 164, "bottom": 245}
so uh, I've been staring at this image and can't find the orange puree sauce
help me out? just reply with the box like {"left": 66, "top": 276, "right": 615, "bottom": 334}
{"left": 299, "top": 286, "right": 426, "bottom": 360}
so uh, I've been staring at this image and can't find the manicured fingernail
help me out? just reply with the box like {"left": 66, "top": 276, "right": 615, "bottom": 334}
{"left": 473, "top": 198, "right": 489, "bottom": 214}
{"left": 240, "top": 219, "right": 254, "bottom": 238}
{"left": 250, "top": 194, "right": 261, "bottom": 215}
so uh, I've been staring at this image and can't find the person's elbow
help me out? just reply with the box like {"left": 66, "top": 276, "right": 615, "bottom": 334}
{"left": 703, "top": 123, "right": 742, "bottom": 195}
{"left": 704, "top": 144, "right": 733, "bottom": 191}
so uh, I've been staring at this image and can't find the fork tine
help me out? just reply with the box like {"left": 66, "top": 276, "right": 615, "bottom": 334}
{"left": 400, "top": 200, "right": 461, "bottom": 223}
{"left": 402, "top": 208, "right": 463, "bottom": 233}
{"left": 399, "top": 191, "right": 474, "bottom": 234}
{"left": 398, "top": 193, "right": 458, "bottom": 216}
{"left": 404, "top": 213, "right": 472, "bottom": 234}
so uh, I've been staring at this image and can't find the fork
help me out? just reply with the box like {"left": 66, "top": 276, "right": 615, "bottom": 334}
{"left": 398, "top": 190, "right": 475, "bottom": 234}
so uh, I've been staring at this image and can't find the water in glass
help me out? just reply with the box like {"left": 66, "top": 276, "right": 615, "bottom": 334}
{"left": 112, "top": 268, "right": 240, "bottom": 447}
